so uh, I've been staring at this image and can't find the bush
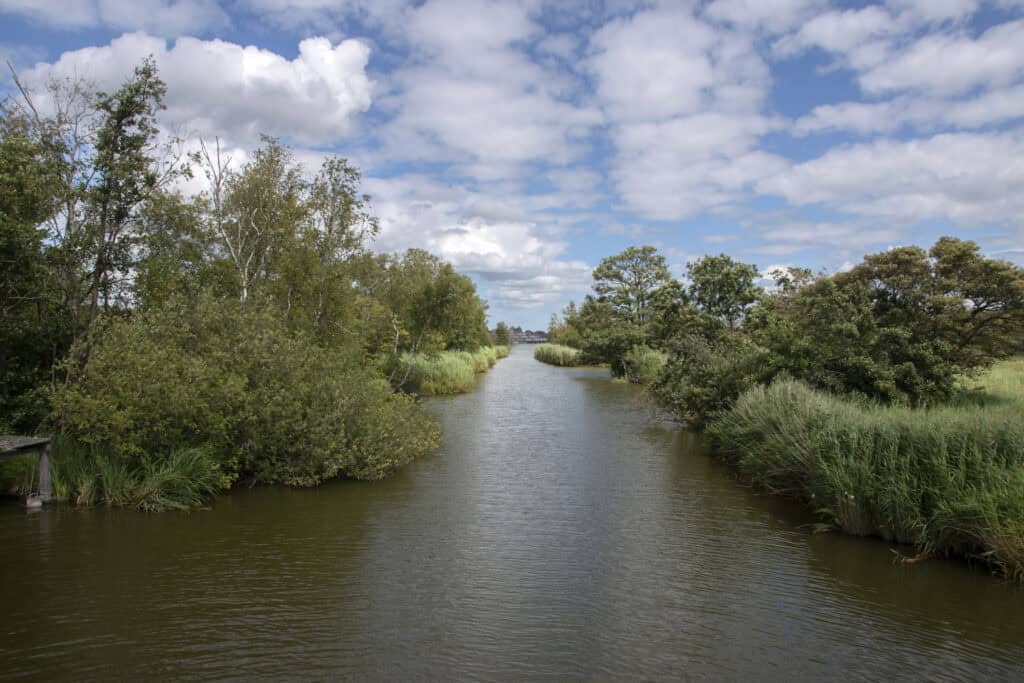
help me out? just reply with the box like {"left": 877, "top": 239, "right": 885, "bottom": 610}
{"left": 622, "top": 345, "right": 666, "bottom": 385}
{"left": 54, "top": 296, "right": 442, "bottom": 506}
{"left": 653, "top": 333, "right": 765, "bottom": 428}
{"left": 534, "top": 343, "right": 581, "bottom": 367}
{"left": 707, "top": 373, "right": 1024, "bottom": 580}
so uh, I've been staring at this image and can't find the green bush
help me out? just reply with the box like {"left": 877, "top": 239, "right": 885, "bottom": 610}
{"left": 54, "top": 296, "right": 442, "bottom": 506}
{"left": 654, "top": 333, "right": 765, "bottom": 428}
{"left": 622, "top": 345, "right": 667, "bottom": 385}
{"left": 534, "top": 343, "right": 581, "bottom": 367}
{"left": 707, "top": 373, "right": 1024, "bottom": 581}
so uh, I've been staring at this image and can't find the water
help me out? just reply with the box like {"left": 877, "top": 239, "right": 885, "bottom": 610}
{"left": 2, "top": 345, "right": 1023, "bottom": 681}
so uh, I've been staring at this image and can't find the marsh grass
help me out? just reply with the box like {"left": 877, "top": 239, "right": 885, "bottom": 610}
{"left": 50, "top": 438, "right": 221, "bottom": 510}
{"left": 534, "top": 343, "right": 582, "bottom": 367}
{"left": 708, "top": 359, "right": 1024, "bottom": 580}
{"left": 399, "top": 346, "right": 509, "bottom": 396}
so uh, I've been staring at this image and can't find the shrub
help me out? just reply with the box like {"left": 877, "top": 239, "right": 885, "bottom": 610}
{"left": 54, "top": 296, "right": 442, "bottom": 505}
{"left": 622, "top": 345, "right": 667, "bottom": 385}
{"left": 653, "top": 333, "right": 765, "bottom": 428}
{"left": 534, "top": 343, "right": 581, "bottom": 367}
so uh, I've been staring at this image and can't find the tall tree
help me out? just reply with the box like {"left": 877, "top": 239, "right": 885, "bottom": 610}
{"left": 85, "top": 57, "right": 169, "bottom": 321}
{"left": 686, "top": 254, "right": 760, "bottom": 329}
{"left": 592, "top": 245, "right": 672, "bottom": 326}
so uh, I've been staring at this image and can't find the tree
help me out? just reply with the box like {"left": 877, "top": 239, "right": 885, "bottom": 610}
{"left": 747, "top": 238, "right": 1024, "bottom": 405}
{"left": 592, "top": 245, "right": 672, "bottom": 326}
{"left": 0, "top": 108, "right": 60, "bottom": 430}
{"left": 686, "top": 254, "right": 760, "bottom": 329}
{"left": 494, "top": 321, "right": 511, "bottom": 346}
{"left": 85, "top": 57, "right": 170, "bottom": 321}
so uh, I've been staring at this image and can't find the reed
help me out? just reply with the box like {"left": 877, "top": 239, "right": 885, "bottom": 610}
{"left": 534, "top": 343, "right": 582, "bottom": 367}
{"left": 708, "top": 359, "right": 1024, "bottom": 580}
{"left": 399, "top": 346, "right": 508, "bottom": 396}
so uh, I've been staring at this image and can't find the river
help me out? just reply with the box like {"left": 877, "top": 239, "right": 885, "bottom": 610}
{"left": 2, "top": 344, "right": 1023, "bottom": 681}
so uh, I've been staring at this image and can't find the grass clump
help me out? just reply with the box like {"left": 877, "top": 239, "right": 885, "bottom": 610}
{"left": 398, "top": 346, "right": 509, "bottom": 396}
{"left": 50, "top": 440, "right": 221, "bottom": 511}
{"left": 534, "top": 343, "right": 582, "bottom": 367}
{"left": 708, "top": 360, "right": 1024, "bottom": 580}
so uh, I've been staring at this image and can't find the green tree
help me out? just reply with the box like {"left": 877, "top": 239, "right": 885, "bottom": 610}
{"left": 686, "top": 254, "right": 760, "bottom": 329}
{"left": 494, "top": 321, "right": 511, "bottom": 346}
{"left": 0, "top": 108, "right": 60, "bottom": 430}
{"left": 85, "top": 57, "right": 170, "bottom": 321}
{"left": 592, "top": 245, "right": 672, "bottom": 326}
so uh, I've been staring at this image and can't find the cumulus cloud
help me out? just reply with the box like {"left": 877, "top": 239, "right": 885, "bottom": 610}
{"left": 0, "top": 0, "right": 228, "bottom": 35}
{"left": 589, "top": 6, "right": 784, "bottom": 220}
{"left": 18, "top": 32, "right": 373, "bottom": 147}
{"left": 376, "top": 0, "right": 601, "bottom": 176}
{"left": 758, "top": 132, "right": 1024, "bottom": 226}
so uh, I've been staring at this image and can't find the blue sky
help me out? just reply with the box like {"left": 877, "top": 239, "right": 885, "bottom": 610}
{"left": 2, "top": 0, "right": 1024, "bottom": 328}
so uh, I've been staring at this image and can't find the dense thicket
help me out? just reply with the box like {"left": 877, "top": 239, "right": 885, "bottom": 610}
{"left": 0, "top": 61, "right": 497, "bottom": 506}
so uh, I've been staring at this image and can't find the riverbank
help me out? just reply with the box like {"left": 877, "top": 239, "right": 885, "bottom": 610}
{"left": 707, "top": 358, "right": 1024, "bottom": 581}
{"left": 399, "top": 346, "right": 510, "bottom": 395}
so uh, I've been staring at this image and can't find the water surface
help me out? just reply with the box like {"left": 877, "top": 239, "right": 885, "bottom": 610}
{"left": 2, "top": 345, "right": 1023, "bottom": 680}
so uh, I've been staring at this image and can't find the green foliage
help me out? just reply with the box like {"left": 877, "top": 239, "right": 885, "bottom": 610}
{"left": 622, "top": 345, "right": 667, "bottom": 385}
{"left": 55, "top": 296, "right": 442, "bottom": 497}
{"left": 653, "top": 332, "right": 766, "bottom": 428}
{"left": 534, "top": 343, "right": 582, "bottom": 367}
{"left": 395, "top": 346, "right": 507, "bottom": 396}
{"left": 592, "top": 245, "right": 672, "bottom": 326}
{"left": 49, "top": 439, "right": 221, "bottom": 511}
{"left": 493, "top": 321, "right": 511, "bottom": 347}
{"left": 0, "top": 107, "right": 63, "bottom": 432}
{"left": 686, "top": 254, "right": 760, "bottom": 329}
{"left": 708, "top": 363, "right": 1024, "bottom": 581}
{"left": 749, "top": 239, "right": 1024, "bottom": 405}
{"left": 548, "top": 302, "right": 584, "bottom": 348}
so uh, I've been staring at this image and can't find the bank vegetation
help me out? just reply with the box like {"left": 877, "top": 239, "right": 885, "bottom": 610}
{"left": 546, "top": 241, "right": 1024, "bottom": 580}
{"left": 0, "top": 61, "right": 504, "bottom": 509}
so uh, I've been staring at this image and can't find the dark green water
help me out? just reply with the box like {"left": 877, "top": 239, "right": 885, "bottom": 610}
{"left": 2, "top": 345, "right": 1023, "bottom": 681}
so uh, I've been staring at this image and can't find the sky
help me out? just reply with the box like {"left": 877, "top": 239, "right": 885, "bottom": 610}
{"left": 2, "top": 0, "right": 1024, "bottom": 329}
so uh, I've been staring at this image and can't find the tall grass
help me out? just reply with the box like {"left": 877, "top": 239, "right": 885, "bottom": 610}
{"left": 534, "top": 343, "right": 581, "bottom": 367}
{"left": 708, "top": 361, "right": 1024, "bottom": 581}
{"left": 399, "top": 346, "right": 509, "bottom": 396}
{"left": 49, "top": 438, "right": 221, "bottom": 511}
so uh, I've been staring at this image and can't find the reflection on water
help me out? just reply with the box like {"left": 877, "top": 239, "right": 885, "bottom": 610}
{"left": 1, "top": 345, "right": 1022, "bottom": 680}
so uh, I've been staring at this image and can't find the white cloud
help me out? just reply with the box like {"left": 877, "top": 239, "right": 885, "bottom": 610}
{"left": 588, "top": 5, "right": 784, "bottom": 220}
{"left": 374, "top": 0, "right": 601, "bottom": 177}
{"left": 757, "top": 132, "right": 1024, "bottom": 226}
{"left": 0, "top": 0, "right": 228, "bottom": 35}
{"left": 20, "top": 32, "right": 373, "bottom": 147}
{"left": 365, "top": 174, "right": 595, "bottom": 311}
{"left": 705, "top": 0, "right": 828, "bottom": 35}
{"left": 794, "top": 85, "right": 1024, "bottom": 135}
{"left": 859, "top": 19, "right": 1024, "bottom": 96}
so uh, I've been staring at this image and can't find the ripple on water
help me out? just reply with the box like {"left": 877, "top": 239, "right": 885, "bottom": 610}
{"left": 1, "top": 346, "right": 1023, "bottom": 681}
